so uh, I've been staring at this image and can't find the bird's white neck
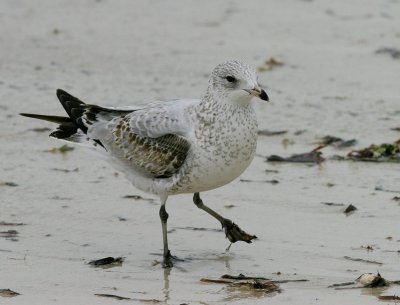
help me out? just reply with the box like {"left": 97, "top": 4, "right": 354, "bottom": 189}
{"left": 202, "top": 87, "right": 253, "bottom": 108}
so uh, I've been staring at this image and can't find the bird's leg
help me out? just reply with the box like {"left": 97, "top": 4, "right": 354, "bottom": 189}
{"left": 193, "top": 193, "right": 257, "bottom": 244}
{"left": 159, "top": 202, "right": 173, "bottom": 268}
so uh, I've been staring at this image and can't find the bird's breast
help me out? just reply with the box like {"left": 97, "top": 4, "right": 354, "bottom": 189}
{"left": 185, "top": 106, "right": 258, "bottom": 191}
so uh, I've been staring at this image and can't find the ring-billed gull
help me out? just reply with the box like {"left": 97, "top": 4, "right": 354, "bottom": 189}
{"left": 21, "top": 60, "right": 269, "bottom": 268}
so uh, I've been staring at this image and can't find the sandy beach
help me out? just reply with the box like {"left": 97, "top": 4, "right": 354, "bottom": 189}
{"left": 1, "top": 0, "right": 400, "bottom": 304}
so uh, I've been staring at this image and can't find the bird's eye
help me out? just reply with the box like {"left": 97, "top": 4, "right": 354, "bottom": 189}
{"left": 225, "top": 76, "right": 236, "bottom": 83}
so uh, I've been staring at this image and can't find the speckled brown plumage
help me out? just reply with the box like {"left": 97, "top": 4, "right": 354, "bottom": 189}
{"left": 113, "top": 117, "right": 190, "bottom": 178}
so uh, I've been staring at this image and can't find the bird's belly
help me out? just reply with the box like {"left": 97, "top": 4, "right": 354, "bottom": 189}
{"left": 195, "top": 151, "right": 255, "bottom": 190}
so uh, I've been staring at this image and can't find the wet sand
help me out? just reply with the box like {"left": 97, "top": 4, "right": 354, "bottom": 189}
{"left": 1, "top": 0, "right": 400, "bottom": 304}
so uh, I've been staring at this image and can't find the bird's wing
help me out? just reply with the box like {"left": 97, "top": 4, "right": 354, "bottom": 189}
{"left": 125, "top": 99, "right": 198, "bottom": 138}
{"left": 98, "top": 99, "right": 198, "bottom": 178}
{"left": 21, "top": 89, "right": 195, "bottom": 179}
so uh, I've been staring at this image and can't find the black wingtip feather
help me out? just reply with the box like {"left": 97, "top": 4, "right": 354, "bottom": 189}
{"left": 20, "top": 112, "right": 79, "bottom": 140}
{"left": 49, "top": 123, "right": 79, "bottom": 139}
{"left": 21, "top": 90, "right": 105, "bottom": 148}
{"left": 56, "top": 89, "right": 88, "bottom": 133}
{"left": 20, "top": 113, "right": 72, "bottom": 124}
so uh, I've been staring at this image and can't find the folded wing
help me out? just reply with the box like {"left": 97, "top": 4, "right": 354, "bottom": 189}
{"left": 112, "top": 116, "right": 190, "bottom": 178}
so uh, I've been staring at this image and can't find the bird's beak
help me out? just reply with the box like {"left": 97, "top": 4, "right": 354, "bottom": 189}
{"left": 243, "top": 86, "right": 269, "bottom": 102}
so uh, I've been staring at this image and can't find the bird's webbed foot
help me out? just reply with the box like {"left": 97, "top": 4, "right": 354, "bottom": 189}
{"left": 162, "top": 251, "right": 185, "bottom": 268}
{"left": 162, "top": 250, "right": 174, "bottom": 268}
{"left": 221, "top": 219, "right": 257, "bottom": 244}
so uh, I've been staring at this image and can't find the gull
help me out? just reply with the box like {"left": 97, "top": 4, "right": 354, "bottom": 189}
{"left": 21, "top": 60, "right": 269, "bottom": 268}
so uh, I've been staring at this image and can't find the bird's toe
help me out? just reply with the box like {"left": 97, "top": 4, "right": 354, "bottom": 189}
{"left": 222, "top": 219, "right": 257, "bottom": 243}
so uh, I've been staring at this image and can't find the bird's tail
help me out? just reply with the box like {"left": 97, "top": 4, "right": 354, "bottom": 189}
{"left": 21, "top": 89, "right": 134, "bottom": 148}
{"left": 20, "top": 112, "right": 79, "bottom": 139}
{"left": 20, "top": 89, "right": 90, "bottom": 141}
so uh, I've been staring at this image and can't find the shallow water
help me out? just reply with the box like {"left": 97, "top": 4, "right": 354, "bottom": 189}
{"left": 1, "top": 0, "right": 400, "bottom": 304}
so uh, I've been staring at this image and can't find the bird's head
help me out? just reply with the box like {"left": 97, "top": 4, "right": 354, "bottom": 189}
{"left": 208, "top": 60, "right": 269, "bottom": 104}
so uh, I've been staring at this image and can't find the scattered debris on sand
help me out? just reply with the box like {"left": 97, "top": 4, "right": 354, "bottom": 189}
{"left": 45, "top": 144, "right": 75, "bottom": 154}
{"left": 201, "top": 273, "right": 309, "bottom": 297}
{"left": 257, "top": 57, "right": 284, "bottom": 72}
{"left": 315, "top": 135, "right": 357, "bottom": 149}
{"left": 356, "top": 272, "right": 387, "bottom": 287}
{"left": 227, "top": 280, "right": 279, "bottom": 291}
{"left": 88, "top": 257, "right": 124, "bottom": 268}
{"left": 343, "top": 256, "right": 383, "bottom": 266}
{"left": 360, "top": 245, "right": 375, "bottom": 251}
{"left": 123, "top": 195, "right": 155, "bottom": 203}
{"left": 375, "top": 186, "right": 400, "bottom": 194}
{"left": 0, "top": 221, "right": 25, "bottom": 226}
{"left": 321, "top": 202, "right": 345, "bottom": 207}
{"left": 0, "top": 289, "right": 20, "bottom": 297}
{"left": 221, "top": 274, "right": 270, "bottom": 281}
{"left": 95, "top": 293, "right": 162, "bottom": 303}
{"left": 378, "top": 295, "right": 400, "bottom": 301}
{"left": 0, "top": 230, "right": 19, "bottom": 240}
{"left": 347, "top": 141, "right": 400, "bottom": 162}
{"left": 51, "top": 195, "right": 73, "bottom": 201}
{"left": 329, "top": 272, "right": 400, "bottom": 290}
{"left": 267, "top": 151, "right": 324, "bottom": 163}
{"left": 322, "top": 202, "right": 358, "bottom": 214}
{"left": 201, "top": 274, "right": 281, "bottom": 295}
{"left": 95, "top": 294, "right": 130, "bottom": 301}
{"left": 265, "top": 169, "right": 279, "bottom": 174}
{"left": 344, "top": 204, "right": 357, "bottom": 214}
{"left": 28, "top": 127, "right": 51, "bottom": 133}
{"left": 294, "top": 129, "right": 307, "bottom": 136}
{"left": 328, "top": 281, "right": 355, "bottom": 288}
{"left": 224, "top": 204, "right": 235, "bottom": 209}
{"left": 51, "top": 167, "right": 79, "bottom": 173}
{"left": 258, "top": 129, "right": 288, "bottom": 136}
{"left": 267, "top": 139, "right": 400, "bottom": 163}
{"left": 336, "top": 139, "right": 357, "bottom": 149}
{"left": 375, "top": 47, "right": 400, "bottom": 59}
{"left": 0, "top": 181, "right": 18, "bottom": 187}
{"left": 175, "top": 226, "right": 222, "bottom": 233}
{"left": 240, "top": 179, "right": 279, "bottom": 184}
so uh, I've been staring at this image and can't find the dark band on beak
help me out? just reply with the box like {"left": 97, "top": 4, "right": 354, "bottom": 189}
{"left": 259, "top": 89, "right": 269, "bottom": 101}
{"left": 244, "top": 87, "right": 269, "bottom": 102}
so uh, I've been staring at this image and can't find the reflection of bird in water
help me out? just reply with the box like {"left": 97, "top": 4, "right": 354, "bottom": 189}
{"left": 163, "top": 268, "right": 170, "bottom": 303}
